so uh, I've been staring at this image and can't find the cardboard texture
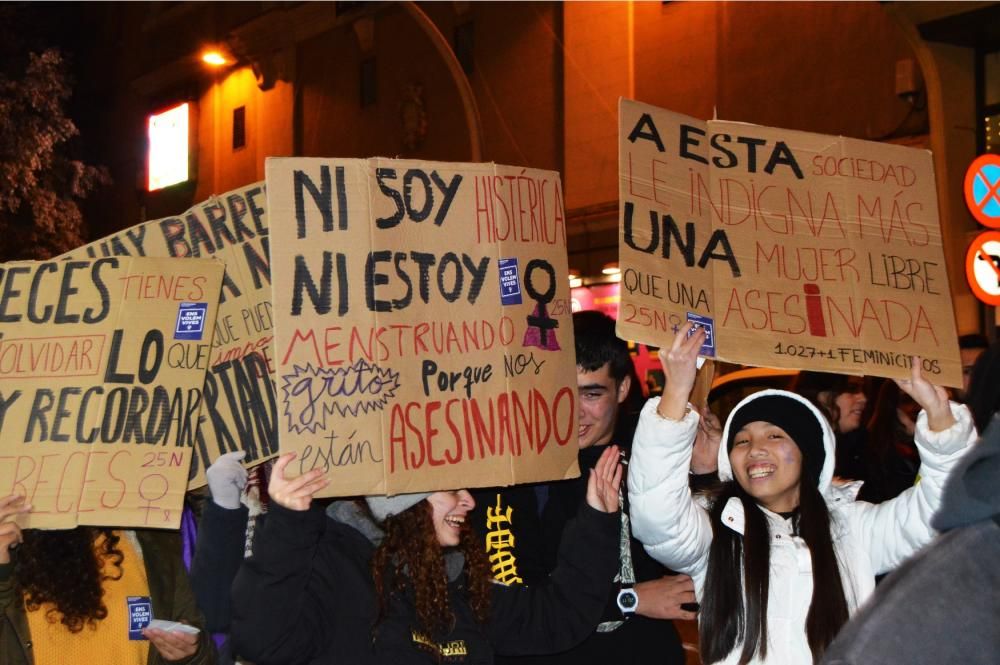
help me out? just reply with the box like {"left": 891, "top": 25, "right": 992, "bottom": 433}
{"left": 618, "top": 99, "right": 962, "bottom": 387}
{"left": 268, "top": 158, "right": 579, "bottom": 496}
{"left": 0, "top": 257, "right": 223, "bottom": 528}
{"left": 61, "top": 183, "right": 277, "bottom": 488}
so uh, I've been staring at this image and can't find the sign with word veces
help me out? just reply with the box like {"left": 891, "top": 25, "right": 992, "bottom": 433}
{"left": 269, "top": 158, "right": 578, "bottom": 496}
{"left": 0, "top": 257, "right": 224, "bottom": 528}
{"left": 618, "top": 99, "right": 961, "bottom": 386}
{"left": 61, "top": 183, "right": 276, "bottom": 488}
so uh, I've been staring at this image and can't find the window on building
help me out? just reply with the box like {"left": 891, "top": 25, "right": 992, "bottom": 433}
{"left": 987, "top": 112, "right": 999, "bottom": 154}
{"left": 983, "top": 50, "right": 1000, "bottom": 154}
{"left": 975, "top": 48, "right": 1000, "bottom": 154}
{"left": 233, "top": 106, "right": 246, "bottom": 150}
{"left": 147, "top": 102, "right": 190, "bottom": 191}
{"left": 361, "top": 58, "right": 377, "bottom": 107}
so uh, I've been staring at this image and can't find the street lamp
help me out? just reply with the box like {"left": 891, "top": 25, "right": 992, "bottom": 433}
{"left": 201, "top": 49, "right": 230, "bottom": 67}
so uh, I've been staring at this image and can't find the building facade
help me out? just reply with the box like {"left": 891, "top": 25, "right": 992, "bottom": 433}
{"left": 74, "top": 1, "right": 1000, "bottom": 335}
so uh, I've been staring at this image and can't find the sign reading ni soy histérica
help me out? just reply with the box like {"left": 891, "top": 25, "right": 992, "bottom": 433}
{"left": 618, "top": 99, "right": 961, "bottom": 386}
{"left": 269, "top": 158, "right": 579, "bottom": 496}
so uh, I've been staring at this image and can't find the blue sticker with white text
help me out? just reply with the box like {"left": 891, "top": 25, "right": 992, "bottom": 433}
{"left": 127, "top": 596, "right": 152, "bottom": 640}
{"left": 686, "top": 312, "right": 716, "bottom": 358}
{"left": 174, "top": 302, "right": 208, "bottom": 341}
{"left": 499, "top": 258, "right": 522, "bottom": 306}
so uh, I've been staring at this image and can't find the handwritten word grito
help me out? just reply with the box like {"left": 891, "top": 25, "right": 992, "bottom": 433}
{"left": 282, "top": 359, "right": 400, "bottom": 434}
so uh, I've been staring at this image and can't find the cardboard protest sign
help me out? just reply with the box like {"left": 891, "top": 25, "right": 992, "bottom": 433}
{"left": 0, "top": 257, "right": 223, "bottom": 528}
{"left": 618, "top": 99, "right": 962, "bottom": 386}
{"left": 268, "top": 158, "right": 578, "bottom": 496}
{"left": 61, "top": 183, "right": 277, "bottom": 488}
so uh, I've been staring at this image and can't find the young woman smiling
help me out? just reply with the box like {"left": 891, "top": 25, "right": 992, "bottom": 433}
{"left": 628, "top": 325, "right": 977, "bottom": 665}
{"left": 231, "top": 448, "right": 623, "bottom": 664}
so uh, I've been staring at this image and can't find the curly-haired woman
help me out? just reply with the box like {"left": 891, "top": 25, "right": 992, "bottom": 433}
{"left": 230, "top": 447, "right": 623, "bottom": 664}
{"left": 0, "top": 496, "right": 213, "bottom": 665}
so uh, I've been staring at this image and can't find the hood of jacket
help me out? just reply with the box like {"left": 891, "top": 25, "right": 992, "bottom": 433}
{"left": 717, "top": 388, "right": 837, "bottom": 499}
{"left": 933, "top": 413, "right": 1000, "bottom": 531}
{"left": 327, "top": 499, "right": 385, "bottom": 545}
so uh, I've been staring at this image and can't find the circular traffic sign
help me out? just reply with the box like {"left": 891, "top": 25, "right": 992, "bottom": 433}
{"left": 966, "top": 231, "right": 1000, "bottom": 305}
{"left": 964, "top": 154, "right": 1000, "bottom": 228}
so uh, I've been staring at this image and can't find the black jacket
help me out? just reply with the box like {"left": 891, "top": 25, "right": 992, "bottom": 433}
{"left": 535, "top": 444, "right": 686, "bottom": 665}
{"left": 190, "top": 500, "right": 251, "bottom": 634}
{"left": 469, "top": 485, "right": 546, "bottom": 585}
{"left": 230, "top": 500, "right": 618, "bottom": 664}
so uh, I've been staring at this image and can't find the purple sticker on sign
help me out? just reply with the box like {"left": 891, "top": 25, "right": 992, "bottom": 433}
{"left": 499, "top": 258, "right": 522, "bottom": 306}
{"left": 174, "top": 302, "right": 208, "bottom": 341}
{"left": 686, "top": 312, "right": 716, "bottom": 358}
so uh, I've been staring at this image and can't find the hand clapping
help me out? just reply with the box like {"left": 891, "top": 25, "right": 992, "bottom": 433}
{"left": 586, "top": 445, "right": 623, "bottom": 513}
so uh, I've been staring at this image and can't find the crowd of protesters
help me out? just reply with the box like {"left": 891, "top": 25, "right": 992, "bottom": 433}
{"left": 1, "top": 313, "right": 998, "bottom": 665}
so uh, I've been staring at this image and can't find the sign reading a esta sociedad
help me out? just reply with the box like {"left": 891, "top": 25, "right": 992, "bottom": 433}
{"left": 617, "top": 99, "right": 962, "bottom": 387}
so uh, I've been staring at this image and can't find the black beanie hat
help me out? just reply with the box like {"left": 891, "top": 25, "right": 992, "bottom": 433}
{"left": 726, "top": 394, "right": 826, "bottom": 486}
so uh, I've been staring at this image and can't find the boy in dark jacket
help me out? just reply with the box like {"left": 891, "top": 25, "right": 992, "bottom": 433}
{"left": 473, "top": 311, "right": 703, "bottom": 665}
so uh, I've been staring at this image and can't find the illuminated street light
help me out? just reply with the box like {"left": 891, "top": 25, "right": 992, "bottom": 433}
{"left": 202, "top": 50, "right": 228, "bottom": 67}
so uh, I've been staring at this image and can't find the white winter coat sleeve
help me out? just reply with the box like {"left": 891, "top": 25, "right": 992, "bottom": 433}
{"left": 628, "top": 397, "right": 713, "bottom": 591}
{"left": 850, "top": 401, "right": 977, "bottom": 575}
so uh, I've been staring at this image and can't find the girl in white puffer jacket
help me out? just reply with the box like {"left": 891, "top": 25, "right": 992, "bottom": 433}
{"left": 628, "top": 326, "right": 977, "bottom": 665}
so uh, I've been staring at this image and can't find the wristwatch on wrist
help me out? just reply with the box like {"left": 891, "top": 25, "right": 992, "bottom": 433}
{"left": 616, "top": 585, "right": 639, "bottom": 615}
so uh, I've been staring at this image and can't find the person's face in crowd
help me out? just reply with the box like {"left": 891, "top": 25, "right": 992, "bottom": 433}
{"left": 960, "top": 346, "right": 986, "bottom": 397}
{"left": 729, "top": 421, "right": 803, "bottom": 513}
{"left": 577, "top": 362, "right": 630, "bottom": 449}
{"left": 833, "top": 377, "right": 867, "bottom": 433}
{"left": 427, "top": 490, "right": 475, "bottom": 547}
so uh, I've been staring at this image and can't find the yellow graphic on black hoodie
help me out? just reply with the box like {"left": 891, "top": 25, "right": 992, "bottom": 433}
{"left": 485, "top": 493, "right": 522, "bottom": 585}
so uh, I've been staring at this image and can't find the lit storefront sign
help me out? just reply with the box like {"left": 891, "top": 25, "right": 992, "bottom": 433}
{"left": 147, "top": 102, "right": 190, "bottom": 191}
{"left": 571, "top": 282, "right": 620, "bottom": 317}
{"left": 571, "top": 281, "right": 664, "bottom": 395}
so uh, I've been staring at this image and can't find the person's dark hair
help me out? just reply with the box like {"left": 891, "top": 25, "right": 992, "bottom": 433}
{"left": 699, "top": 481, "right": 849, "bottom": 664}
{"left": 966, "top": 342, "right": 1000, "bottom": 433}
{"left": 15, "top": 527, "right": 124, "bottom": 633}
{"left": 371, "top": 499, "right": 492, "bottom": 640}
{"left": 613, "top": 360, "right": 645, "bottom": 445}
{"left": 573, "top": 310, "right": 631, "bottom": 383}
{"left": 959, "top": 333, "right": 989, "bottom": 351}
{"left": 791, "top": 372, "right": 857, "bottom": 432}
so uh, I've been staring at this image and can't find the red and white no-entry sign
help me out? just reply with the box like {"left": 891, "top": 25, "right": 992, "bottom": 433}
{"left": 966, "top": 231, "right": 1000, "bottom": 305}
